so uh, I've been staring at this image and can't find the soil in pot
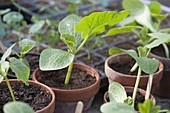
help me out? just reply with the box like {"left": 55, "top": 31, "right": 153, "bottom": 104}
{"left": 109, "top": 59, "right": 148, "bottom": 76}
{"left": 37, "top": 68, "right": 96, "bottom": 89}
{"left": 0, "top": 82, "right": 52, "bottom": 112}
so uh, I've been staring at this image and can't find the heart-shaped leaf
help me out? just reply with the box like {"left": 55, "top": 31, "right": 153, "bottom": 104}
{"left": 149, "top": 1, "right": 161, "bottom": 14}
{"left": 40, "top": 48, "right": 75, "bottom": 70}
{"left": 19, "top": 39, "right": 36, "bottom": 56}
{"left": 109, "top": 82, "right": 127, "bottom": 103}
{"left": 3, "top": 101, "right": 35, "bottom": 113}
{"left": 3, "top": 12, "right": 23, "bottom": 24}
{"left": 76, "top": 10, "right": 129, "bottom": 39}
{"left": 9, "top": 57, "right": 30, "bottom": 85}
{"left": 1, "top": 43, "right": 15, "bottom": 62}
{"left": 100, "top": 102, "right": 136, "bottom": 113}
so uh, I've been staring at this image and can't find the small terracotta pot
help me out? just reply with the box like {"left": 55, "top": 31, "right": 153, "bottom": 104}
{"left": 0, "top": 79, "right": 55, "bottom": 113}
{"left": 32, "top": 63, "right": 100, "bottom": 113}
{"left": 103, "top": 86, "right": 156, "bottom": 111}
{"left": 150, "top": 51, "right": 170, "bottom": 98}
{"left": 105, "top": 53, "right": 163, "bottom": 90}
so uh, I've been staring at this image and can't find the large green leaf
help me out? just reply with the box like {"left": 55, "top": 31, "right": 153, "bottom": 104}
{"left": 9, "top": 57, "right": 30, "bottom": 85}
{"left": 138, "top": 100, "right": 160, "bottom": 113}
{"left": 106, "top": 26, "right": 141, "bottom": 36}
{"left": 40, "top": 48, "right": 75, "bottom": 70}
{"left": 100, "top": 102, "right": 137, "bottom": 113}
{"left": 108, "top": 82, "right": 127, "bottom": 103}
{"left": 146, "top": 33, "right": 170, "bottom": 49}
{"left": 3, "top": 12, "right": 23, "bottom": 24}
{"left": 59, "top": 14, "right": 82, "bottom": 49}
{"left": 76, "top": 11, "right": 129, "bottom": 39}
{"left": 3, "top": 101, "right": 35, "bottom": 113}
{"left": 19, "top": 39, "right": 36, "bottom": 55}
{"left": 1, "top": 43, "right": 15, "bottom": 62}
{"left": 29, "top": 20, "right": 45, "bottom": 34}
{"left": 123, "top": 0, "right": 156, "bottom": 32}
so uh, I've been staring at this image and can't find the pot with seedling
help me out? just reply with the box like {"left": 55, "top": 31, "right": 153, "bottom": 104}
{"left": 0, "top": 41, "right": 55, "bottom": 113}
{"left": 32, "top": 10, "right": 129, "bottom": 113}
{"left": 121, "top": 0, "right": 170, "bottom": 97}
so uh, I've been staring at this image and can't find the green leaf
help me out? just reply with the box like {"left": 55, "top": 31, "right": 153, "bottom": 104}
{"left": 3, "top": 101, "right": 35, "bottom": 113}
{"left": 1, "top": 43, "right": 15, "bottom": 62}
{"left": 119, "top": 16, "right": 135, "bottom": 26}
{"left": 123, "top": 0, "right": 156, "bottom": 32}
{"left": 76, "top": 10, "right": 129, "bottom": 39}
{"left": 136, "top": 57, "right": 159, "bottom": 74}
{"left": 146, "top": 33, "right": 170, "bottom": 49}
{"left": 0, "top": 61, "right": 9, "bottom": 75}
{"left": 61, "top": 34, "right": 76, "bottom": 52}
{"left": 108, "top": 82, "right": 127, "bottom": 103}
{"left": 106, "top": 26, "right": 141, "bottom": 36}
{"left": 3, "top": 12, "right": 23, "bottom": 24}
{"left": 19, "top": 39, "right": 36, "bottom": 55}
{"left": 152, "top": 13, "right": 168, "bottom": 21}
{"left": 29, "top": 20, "right": 45, "bottom": 34}
{"left": 0, "top": 9, "right": 11, "bottom": 15}
{"left": 100, "top": 102, "right": 137, "bottom": 113}
{"left": 59, "top": 14, "right": 82, "bottom": 48}
{"left": 40, "top": 49, "right": 75, "bottom": 70}
{"left": 149, "top": 1, "right": 161, "bottom": 14}
{"left": 138, "top": 100, "right": 160, "bottom": 113}
{"left": 9, "top": 57, "right": 30, "bottom": 85}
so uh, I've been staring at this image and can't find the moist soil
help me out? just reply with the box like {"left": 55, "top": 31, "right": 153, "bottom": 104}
{"left": 37, "top": 68, "right": 96, "bottom": 90}
{"left": 151, "top": 44, "right": 170, "bottom": 58}
{"left": 109, "top": 60, "right": 147, "bottom": 75}
{"left": 0, "top": 83, "right": 52, "bottom": 113}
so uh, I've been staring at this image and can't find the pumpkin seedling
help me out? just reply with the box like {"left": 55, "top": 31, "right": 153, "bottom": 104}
{"left": 40, "top": 10, "right": 130, "bottom": 85}
{"left": 0, "top": 39, "right": 36, "bottom": 101}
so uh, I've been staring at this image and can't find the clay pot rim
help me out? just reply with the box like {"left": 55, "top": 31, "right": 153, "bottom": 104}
{"left": 150, "top": 52, "right": 170, "bottom": 61}
{"left": 105, "top": 53, "right": 164, "bottom": 78}
{"left": 103, "top": 86, "right": 156, "bottom": 105}
{"left": 32, "top": 62, "right": 100, "bottom": 93}
{"left": 1, "top": 79, "right": 55, "bottom": 113}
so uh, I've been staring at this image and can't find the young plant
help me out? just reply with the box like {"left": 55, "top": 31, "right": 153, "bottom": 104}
{"left": 29, "top": 17, "right": 60, "bottom": 52}
{"left": 0, "top": 39, "right": 36, "bottom": 101}
{"left": 121, "top": 0, "right": 170, "bottom": 58}
{"left": 3, "top": 10, "right": 27, "bottom": 42}
{"left": 39, "top": 10, "right": 129, "bottom": 85}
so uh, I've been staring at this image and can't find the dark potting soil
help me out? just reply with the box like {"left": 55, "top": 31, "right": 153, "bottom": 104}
{"left": 151, "top": 44, "right": 170, "bottom": 58}
{"left": 0, "top": 83, "right": 52, "bottom": 113}
{"left": 38, "top": 68, "right": 96, "bottom": 90}
{"left": 109, "top": 60, "right": 147, "bottom": 75}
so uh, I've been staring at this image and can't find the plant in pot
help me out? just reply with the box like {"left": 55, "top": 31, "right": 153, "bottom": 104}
{"left": 121, "top": 0, "right": 170, "bottom": 97}
{"left": 32, "top": 10, "right": 130, "bottom": 113}
{"left": 0, "top": 41, "right": 55, "bottom": 113}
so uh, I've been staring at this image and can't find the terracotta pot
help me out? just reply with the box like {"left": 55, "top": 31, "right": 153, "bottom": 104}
{"left": 32, "top": 63, "right": 100, "bottom": 113}
{"left": 0, "top": 79, "right": 55, "bottom": 113}
{"left": 103, "top": 86, "right": 156, "bottom": 111}
{"left": 150, "top": 48, "right": 170, "bottom": 98}
{"left": 105, "top": 53, "right": 163, "bottom": 90}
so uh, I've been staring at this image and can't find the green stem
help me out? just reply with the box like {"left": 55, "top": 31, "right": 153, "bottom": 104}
{"left": 132, "top": 68, "right": 142, "bottom": 107}
{"left": 12, "top": 50, "right": 21, "bottom": 58}
{"left": 75, "top": 36, "right": 89, "bottom": 54}
{"left": 4, "top": 76, "right": 15, "bottom": 101}
{"left": 146, "top": 48, "right": 151, "bottom": 57}
{"left": 145, "top": 74, "right": 153, "bottom": 100}
{"left": 130, "top": 62, "right": 138, "bottom": 72}
{"left": 159, "top": 110, "right": 170, "bottom": 113}
{"left": 65, "top": 61, "right": 74, "bottom": 85}
{"left": 162, "top": 43, "right": 169, "bottom": 58}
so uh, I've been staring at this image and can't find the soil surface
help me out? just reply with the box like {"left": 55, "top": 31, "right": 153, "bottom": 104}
{"left": 151, "top": 44, "right": 170, "bottom": 58}
{"left": 38, "top": 68, "right": 96, "bottom": 90}
{"left": 0, "top": 83, "right": 52, "bottom": 113}
{"left": 109, "top": 59, "right": 147, "bottom": 75}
